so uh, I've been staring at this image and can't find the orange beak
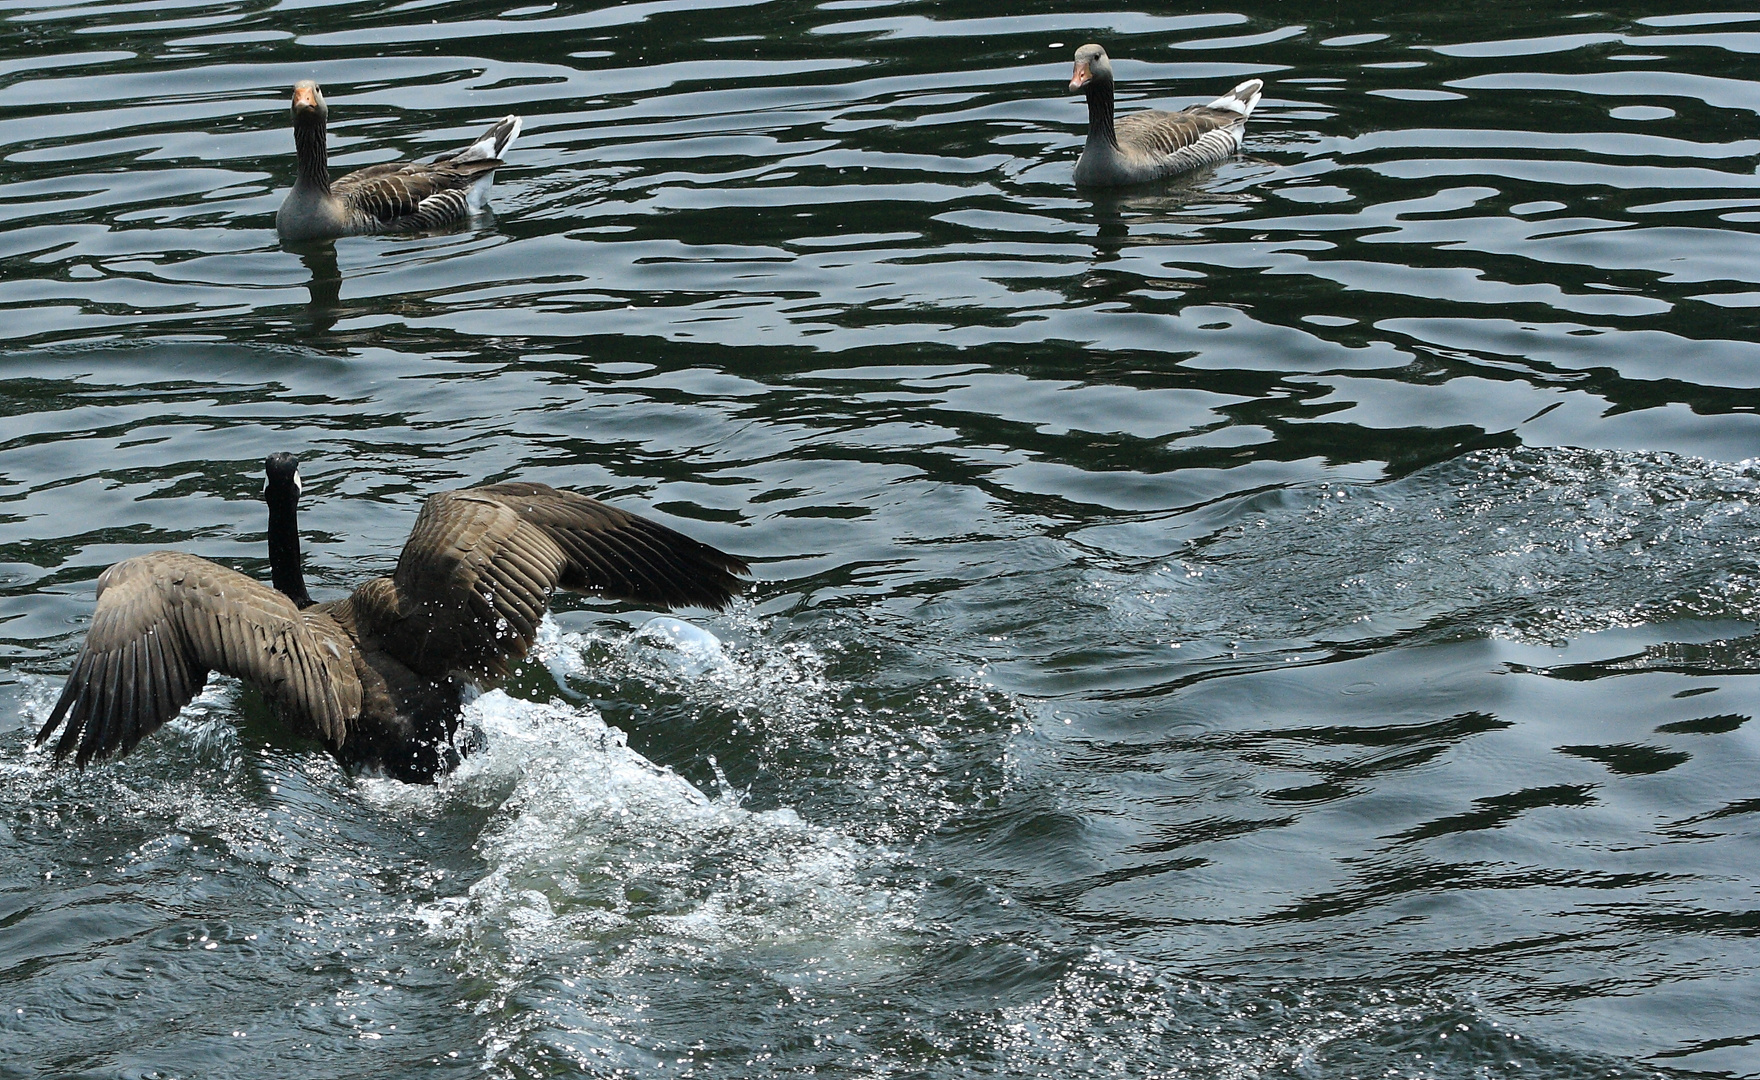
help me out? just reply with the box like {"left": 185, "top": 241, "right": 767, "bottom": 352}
{"left": 292, "top": 85, "right": 320, "bottom": 111}
{"left": 1069, "top": 62, "right": 1091, "bottom": 92}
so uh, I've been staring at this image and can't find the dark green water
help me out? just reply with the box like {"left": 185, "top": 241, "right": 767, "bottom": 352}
{"left": 3, "top": 2, "right": 1759, "bottom": 1077}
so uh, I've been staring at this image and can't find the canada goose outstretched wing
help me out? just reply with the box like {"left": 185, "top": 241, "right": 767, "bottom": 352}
{"left": 38, "top": 551, "right": 362, "bottom": 767}
{"left": 343, "top": 484, "right": 752, "bottom": 682}
{"left": 37, "top": 457, "right": 752, "bottom": 782}
{"left": 472, "top": 483, "right": 751, "bottom": 609}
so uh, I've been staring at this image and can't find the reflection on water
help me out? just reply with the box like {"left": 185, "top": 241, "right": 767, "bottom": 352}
{"left": 3, "top": 1, "right": 1760, "bottom": 1077}
{"left": 294, "top": 242, "right": 341, "bottom": 332}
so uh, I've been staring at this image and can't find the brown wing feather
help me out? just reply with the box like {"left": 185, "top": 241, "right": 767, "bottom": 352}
{"left": 37, "top": 552, "right": 362, "bottom": 766}
{"left": 333, "top": 159, "right": 501, "bottom": 225}
{"left": 1115, "top": 106, "right": 1238, "bottom": 158}
{"left": 345, "top": 492, "right": 565, "bottom": 681}
{"left": 470, "top": 483, "right": 750, "bottom": 610}
{"left": 356, "top": 485, "right": 750, "bottom": 682}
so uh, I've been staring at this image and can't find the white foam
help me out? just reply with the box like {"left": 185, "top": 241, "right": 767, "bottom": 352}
{"left": 534, "top": 613, "right": 732, "bottom": 683}
{"left": 533, "top": 612, "right": 839, "bottom": 744}
{"left": 420, "top": 686, "right": 907, "bottom": 969}
{"left": 630, "top": 615, "right": 729, "bottom": 676}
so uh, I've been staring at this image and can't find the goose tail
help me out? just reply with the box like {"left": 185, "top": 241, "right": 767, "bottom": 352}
{"left": 447, "top": 115, "right": 522, "bottom": 165}
{"left": 441, "top": 115, "right": 521, "bottom": 210}
{"left": 1205, "top": 79, "right": 1263, "bottom": 119}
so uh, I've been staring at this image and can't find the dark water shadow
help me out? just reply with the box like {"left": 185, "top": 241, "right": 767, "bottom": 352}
{"left": 284, "top": 240, "right": 341, "bottom": 335}
{"left": 1078, "top": 164, "right": 1266, "bottom": 262}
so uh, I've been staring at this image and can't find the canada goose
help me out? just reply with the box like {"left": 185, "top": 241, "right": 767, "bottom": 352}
{"left": 276, "top": 81, "right": 522, "bottom": 241}
{"left": 1068, "top": 45, "right": 1262, "bottom": 188}
{"left": 36, "top": 454, "right": 750, "bottom": 782}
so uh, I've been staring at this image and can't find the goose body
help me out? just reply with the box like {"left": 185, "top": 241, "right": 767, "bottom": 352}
{"left": 37, "top": 454, "right": 750, "bottom": 782}
{"left": 1068, "top": 45, "right": 1261, "bottom": 188}
{"left": 276, "top": 81, "right": 522, "bottom": 241}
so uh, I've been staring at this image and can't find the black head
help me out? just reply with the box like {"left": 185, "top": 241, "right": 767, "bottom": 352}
{"left": 264, "top": 452, "right": 303, "bottom": 503}
{"left": 1070, "top": 43, "right": 1113, "bottom": 94}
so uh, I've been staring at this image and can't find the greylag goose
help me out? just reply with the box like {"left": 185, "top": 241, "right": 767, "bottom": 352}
{"left": 37, "top": 453, "right": 750, "bottom": 782}
{"left": 1068, "top": 44, "right": 1262, "bottom": 188}
{"left": 276, "top": 81, "right": 522, "bottom": 240}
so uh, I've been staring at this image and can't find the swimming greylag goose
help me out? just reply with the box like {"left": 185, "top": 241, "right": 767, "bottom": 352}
{"left": 36, "top": 453, "right": 750, "bottom": 782}
{"left": 276, "top": 81, "right": 522, "bottom": 241}
{"left": 1068, "top": 45, "right": 1262, "bottom": 188}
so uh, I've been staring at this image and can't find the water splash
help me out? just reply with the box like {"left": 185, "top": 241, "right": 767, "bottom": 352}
{"left": 415, "top": 688, "right": 915, "bottom": 1075}
{"left": 1095, "top": 447, "right": 1760, "bottom": 651}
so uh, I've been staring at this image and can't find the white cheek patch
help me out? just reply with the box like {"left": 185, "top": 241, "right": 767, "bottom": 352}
{"left": 294, "top": 469, "right": 303, "bottom": 495}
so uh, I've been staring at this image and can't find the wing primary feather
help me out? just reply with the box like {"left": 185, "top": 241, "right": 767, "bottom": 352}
{"left": 128, "top": 635, "right": 163, "bottom": 757}
{"left": 607, "top": 524, "right": 726, "bottom": 606}
{"left": 186, "top": 603, "right": 212, "bottom": 670}
{"left": 576, "top": 529, "right": 661, "bottom": 597}
{"left": 117, "top": 640, "right": 144, "bottom": 756}
{"left": 67, "top": 654, "right": 103, "bottom": 760}
{"left": 75, "top": 649, "right": 110, "bottom": 766}
{"left": 161, "top": 624, "right": 198, "bottom": 717}
{"left": 620, "top": 528, "right": 697, "bottom": 598}
{"left": 79, "top": 647, "right": 124, "bottom": 767}
{"left": 131, "top": 636, "right": 156, "bottom": 749}
{"left": 38, "top": 658, "right": 83, "bottom": 749}
{"left": 55, "top": 677, "right": 90, "bottom": 762}
{"left": 579, "top": 528, "right": 672, "bottom": 601}
{"left": 139, "top": 627, "right": 176, "bottom": 750}
{"left": 98, "top": 644, "right": 133, "bottom": 764}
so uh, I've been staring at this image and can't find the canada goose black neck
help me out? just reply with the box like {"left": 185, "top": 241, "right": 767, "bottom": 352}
{"left": 291, "top": 83, "right": 331, "bottom": 194}
{"left": 263, "top": 452, "right": 313, "bottom": 609}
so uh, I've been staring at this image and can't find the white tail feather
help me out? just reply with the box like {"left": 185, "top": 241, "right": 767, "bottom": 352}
{"left": 1205, "top": 79, "right": 1263, "bottom": 118}
{"left": 451, "top": 115, "right": 522, "bottom": 165}
{"left": 466, "top": 171, "right": 498, "bottom": 211}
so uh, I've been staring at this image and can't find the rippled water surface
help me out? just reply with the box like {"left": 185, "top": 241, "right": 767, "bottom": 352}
{"left": 4, "top": 2, "right": 1760, "bottom": 1076}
